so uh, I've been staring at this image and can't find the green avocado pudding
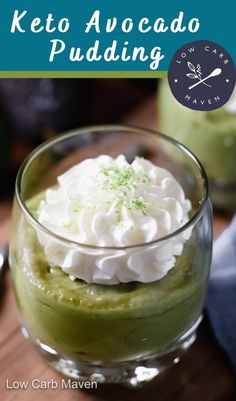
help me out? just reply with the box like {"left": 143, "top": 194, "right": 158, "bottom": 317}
{"left": 11, "top": 154, "right": 210, "bottom": 363}
{"left": 159, "top": 80, "right": 236, "bottom": 210}
{"left": 12, "top": 227, "right": 208, "bottom": 362}
{"left": 10, "top": 130, "right": 212, "bottom": 385}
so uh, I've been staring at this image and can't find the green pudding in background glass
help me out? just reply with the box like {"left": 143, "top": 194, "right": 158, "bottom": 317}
{"left": 10, "top": 126, "right": 212, "bottom": 385}
{"left": 159, "top": 80, "right": 236, "bottom": 211}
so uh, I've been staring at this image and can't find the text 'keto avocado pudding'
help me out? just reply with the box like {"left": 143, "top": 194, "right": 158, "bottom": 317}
{"left": 12, "top": 155, "right": 208, "bottom": 362}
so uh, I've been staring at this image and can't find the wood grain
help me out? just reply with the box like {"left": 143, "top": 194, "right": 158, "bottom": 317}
{"left": 0, "top": 97, "right": 235, "bottom": 401}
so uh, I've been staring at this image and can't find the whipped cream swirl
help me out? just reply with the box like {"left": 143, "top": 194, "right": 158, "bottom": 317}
{"left": 37, "top": 155, "right": 192, "bottom": 284}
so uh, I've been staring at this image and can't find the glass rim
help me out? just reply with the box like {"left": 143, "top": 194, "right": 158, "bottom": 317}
{"left": 15, "top": 124, "right": 209, "bottom": 251}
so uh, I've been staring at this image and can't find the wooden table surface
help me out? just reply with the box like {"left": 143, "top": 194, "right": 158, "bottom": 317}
{"left": 0, "top": 97, "right": 235, "bottom": 401}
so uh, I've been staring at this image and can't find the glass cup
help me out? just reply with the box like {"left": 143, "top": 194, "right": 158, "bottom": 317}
{"left": 9, "top": 126, "right": 213, "bottom": 387}
{"left": 159, "top": 79, "right": 236, "bottom": 212}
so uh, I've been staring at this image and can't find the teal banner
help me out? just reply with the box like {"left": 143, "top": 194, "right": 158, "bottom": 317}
{"left": 0, "top": 0, "right": 235, "bottom": 74}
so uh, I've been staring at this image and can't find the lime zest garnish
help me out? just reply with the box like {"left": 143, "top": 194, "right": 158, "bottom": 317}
{"left": 129, "top": 196, "right": 148, "bottom": 214}
{"left": 101, "top": 166, "right": 135, "bottom": 190}
{"left": 99, "top": 165, "right": 151, "bottom": 220}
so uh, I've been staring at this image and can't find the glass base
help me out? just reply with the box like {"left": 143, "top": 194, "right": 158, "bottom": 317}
{"left": 21, "top": 316, "right": 202, "bottom": 388}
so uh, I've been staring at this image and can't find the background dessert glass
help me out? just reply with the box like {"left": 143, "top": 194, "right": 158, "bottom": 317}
{"left": 159, "top": 79, "right": 236, "bottom": 212}
{"left": 10, "top": 126, "right": 213, "bottom": 387}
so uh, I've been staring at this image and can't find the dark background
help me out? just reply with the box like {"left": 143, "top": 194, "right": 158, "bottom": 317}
{"left": 0, "top": 78, "right": 157, "bottom": 197}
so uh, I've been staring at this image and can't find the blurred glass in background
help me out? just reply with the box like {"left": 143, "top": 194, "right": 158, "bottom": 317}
{"left": 159, "top": 79, "right": 236, "bottom": 212}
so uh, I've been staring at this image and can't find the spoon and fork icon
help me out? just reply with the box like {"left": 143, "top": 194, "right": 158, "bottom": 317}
{"left": 188, "top": 67, "right": 222, "bottom": 90}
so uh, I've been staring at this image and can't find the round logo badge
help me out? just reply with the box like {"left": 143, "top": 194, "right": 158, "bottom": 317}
{"left": 168, "top": 40, "right": 236, "bottom": 111}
